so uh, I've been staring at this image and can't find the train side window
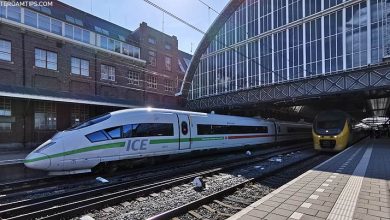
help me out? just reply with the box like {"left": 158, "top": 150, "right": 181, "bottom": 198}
{"left": 86, "top": 131, "right": 109, "bottom": 142}
{"left": 133, "top": 123, "right": 174, "bottom": 137}
{"left": 150, "top": 123, "right": 173, "bottom": 136}
{"left": 122, "top": 124, "right": 133, "bottom": 138}
{"left": 197, "top": 124, "right": 268, "bottom": 135}
{"left": 105, "top": 126, "right": 121, "bottom": 139}
{"left": 133, "top": 123, "right": 148, "bottom": 137}
{"left": 197, "top": 124, "right": 212, "bottom": 135}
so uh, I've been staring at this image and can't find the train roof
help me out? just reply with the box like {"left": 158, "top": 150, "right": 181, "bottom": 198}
{"left": 111, "top": 108, "right": 208, "bottom": 116}
{"left": 110, "top": 108, "right": 270, "bottom": 122}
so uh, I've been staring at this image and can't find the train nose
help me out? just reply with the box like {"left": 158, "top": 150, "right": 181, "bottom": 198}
{"left": 24, "top": 152, "right": 51, "bottom": 170}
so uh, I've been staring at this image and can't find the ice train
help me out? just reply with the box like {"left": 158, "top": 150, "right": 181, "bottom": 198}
{"left": 24, "top": 108, "right": 311, "bottom": 175}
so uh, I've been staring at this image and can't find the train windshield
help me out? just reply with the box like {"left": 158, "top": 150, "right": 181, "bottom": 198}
{"left": 68, "top": 113, "right": 111, "bottom": 130}
{"left": 316, "top": 120, "right": 344, "bottom": 129}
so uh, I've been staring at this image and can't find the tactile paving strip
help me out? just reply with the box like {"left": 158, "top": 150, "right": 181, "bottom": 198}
{"left": 327, "top": 143, "right": 373, "bottom": 220}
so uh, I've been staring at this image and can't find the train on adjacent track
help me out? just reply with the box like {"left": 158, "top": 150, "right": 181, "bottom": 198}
{"left": 312, "top": 110, "right": 366, "bottom": 152}
{"left": 24, "top": 108, "right": 312, "bottom": 175}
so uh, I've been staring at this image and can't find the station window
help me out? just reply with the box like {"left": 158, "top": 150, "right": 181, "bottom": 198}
{"left": 71, "top": 104, "right": 89, "bottom": 126}
{"left": 24, "top": 9, "right": 38, "bottom": 28}
{"left": 165, "top": 56, "right": 172, "bottom": 71}
{"left": 7, "top": 6, "right": 21, "bottom": 22}
{"left": 35, "top": 48, "right": 57, "bottom": 70}
{"left": 0, "top": 98, "right": 12, "bottom": 132}
{"left": 0, "top": 4, "right": 5, "bottom": 18}
{"left": 165, "top": 43, "right": 172, "bottom": 50}
{"left": 38, "top": 13, "right": 50, "bottom": 32}
{"left": 0, "top": 39, "right": 11, "bottom": 62}
{"left": 71, "top": 57, "right": 89, "bottom": 76}
{"left": 147, "top": 75, "right": 157, "bottom": 89}
{"left": 164, "top": 79, "right": 174, "bottom": 92}
{"left": 34, "top": 102, "right": 56, "bottom": 130}
{"left": 148, "top": 50, "right": 156, "bottom": 67}
{"left": 101, "top": 64, "right": 115, "bottom": 81}
{"left": 128, "top": 71, "right": 140, "bottom": 85}
{"left": 148, "top": 37, "right": 156, "bottom": 44}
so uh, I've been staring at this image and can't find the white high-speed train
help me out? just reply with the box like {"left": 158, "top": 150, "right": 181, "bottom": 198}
{"left": 24, "top": 108, "right": 311, "bottom": 175}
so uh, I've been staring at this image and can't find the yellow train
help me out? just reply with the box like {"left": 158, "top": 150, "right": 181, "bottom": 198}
{"left": 312, "top": 110, "right": 364, "bottom": 152}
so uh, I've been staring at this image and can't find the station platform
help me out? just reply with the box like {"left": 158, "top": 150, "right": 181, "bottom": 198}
{"left": 0, "top": 150, "right": 30, "bottom": 166}
{"left": 228, "top": 138, "right": 390, "bottom": 220}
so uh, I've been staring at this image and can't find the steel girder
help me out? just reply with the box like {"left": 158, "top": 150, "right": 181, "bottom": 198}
{"left": 186, "top": 64, "right": 390, "bottom": 111}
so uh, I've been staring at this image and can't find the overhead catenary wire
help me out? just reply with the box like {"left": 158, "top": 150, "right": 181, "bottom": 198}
{"left": 197, "top": 0, "right": 220, "bottom": 15}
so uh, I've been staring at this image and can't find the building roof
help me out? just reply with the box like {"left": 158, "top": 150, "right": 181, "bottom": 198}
{"left": 0, "top": 84, "right": 143, "bottom": 108}
{"left": 178, "top": 0, "right": 241, "bottom": 96}
{"left": 30, "top": 0, "right": 139, "bottom": 45}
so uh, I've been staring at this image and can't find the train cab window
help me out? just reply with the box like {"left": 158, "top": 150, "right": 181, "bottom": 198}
{"left": 122, "top": 124, "right": 133, "bottom": 138}
{"left": 86, "top": 131, "right": 109, "bottom": 142}
{"left": 181, "top": 121, "right": 188, "bottom": 135}
{"left": 105, "top": 126, "right": 121, "bottom": 139}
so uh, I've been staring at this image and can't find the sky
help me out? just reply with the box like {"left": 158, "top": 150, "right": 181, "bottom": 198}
{"left": 59, "top": 0, "right": 230, "bottom": 54}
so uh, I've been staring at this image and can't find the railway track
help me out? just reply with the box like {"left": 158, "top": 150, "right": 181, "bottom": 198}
{"left": 0, "top": 144, "right": 310, "bottom": 220}
{"left": 0, "top": 143, "right": 310, "bottom": 203}
{"left": 148, "top": 154, "right": 330, "bottom": 220}
{"left": 0, "top": 142, "right": 312, "bottom": 197}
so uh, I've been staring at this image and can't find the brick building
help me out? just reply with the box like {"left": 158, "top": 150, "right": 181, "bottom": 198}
{"left": 133, "top": 22, "right": 190, "bottom": 107}
{"left": 0, "top": 1, "right": 191, "bottom": 150}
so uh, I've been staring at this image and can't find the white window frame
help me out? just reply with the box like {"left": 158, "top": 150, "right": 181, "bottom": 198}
{"left": 148, "top": 50, "right": 156, "bottom": 67}
{"left": 147, "top": 75, "right": 157, "bottom": 89}
{"left": 101, "top": 64, "right": 115, "bottom": 81}
{"left": 165, "top": 79, "right": 174, "bottom": 92}
{"left": 129, "top": 71, "right": 140, "bottom": 85}
{"left": 0, "top": 39, "right": 11, "bottom": 62}
{"left": 71, "top": 57, "right": 89, "bottom": 76}
{"left": 34, "top": 48, "right": 57, "bottom": 70}
{"left": 0, "top": 97, "right": 12, "bottom": 132}
{"left": 34, "top": 102, "right": 56, "bottom": 130}
{"left": 165, "top": 56, "right": 172, "bottom": 71}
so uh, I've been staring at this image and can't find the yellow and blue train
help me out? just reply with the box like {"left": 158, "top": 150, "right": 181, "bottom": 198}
{"left": 313, "top": 110, "right": 365, "bottom": 152}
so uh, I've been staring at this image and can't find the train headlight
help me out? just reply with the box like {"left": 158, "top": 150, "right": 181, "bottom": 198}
{"left": 333, "top": 136, "right": 337, "bottom": 138}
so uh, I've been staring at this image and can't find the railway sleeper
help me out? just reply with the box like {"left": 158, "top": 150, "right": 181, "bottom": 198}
{"left": 213, "top": 200, "right": 242, "bottom": 211}
{"left": 188, "top": 210, "right": 207, "bottom": 220}
{"left": 224, "top": 196, "right": 252, "bottom": 206}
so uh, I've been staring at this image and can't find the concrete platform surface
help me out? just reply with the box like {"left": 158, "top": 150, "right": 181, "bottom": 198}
{"left": 0, "top": 150, "right": 30, "bottom": 165}
{"left": 228, "top": 138, "right": 390, "bottom": 220}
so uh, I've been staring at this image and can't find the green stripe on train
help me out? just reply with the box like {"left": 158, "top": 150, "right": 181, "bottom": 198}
{"left": 24, "top": 142, "right": 125, "bottom": 163}
{"left": 25, "top": 136, "right": 225, "bottom": 163}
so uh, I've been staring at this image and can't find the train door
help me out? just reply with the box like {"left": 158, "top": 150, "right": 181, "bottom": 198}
{"left": 177, "top": 114, "right": 191, "bottom": 150}
{"left": 273, "top": 122, "right": 279, "bottom": 143}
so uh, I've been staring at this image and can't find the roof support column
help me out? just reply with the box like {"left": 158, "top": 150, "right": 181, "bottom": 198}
{"left": 367, "top": 0, "right": 372, "bottom": 65}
